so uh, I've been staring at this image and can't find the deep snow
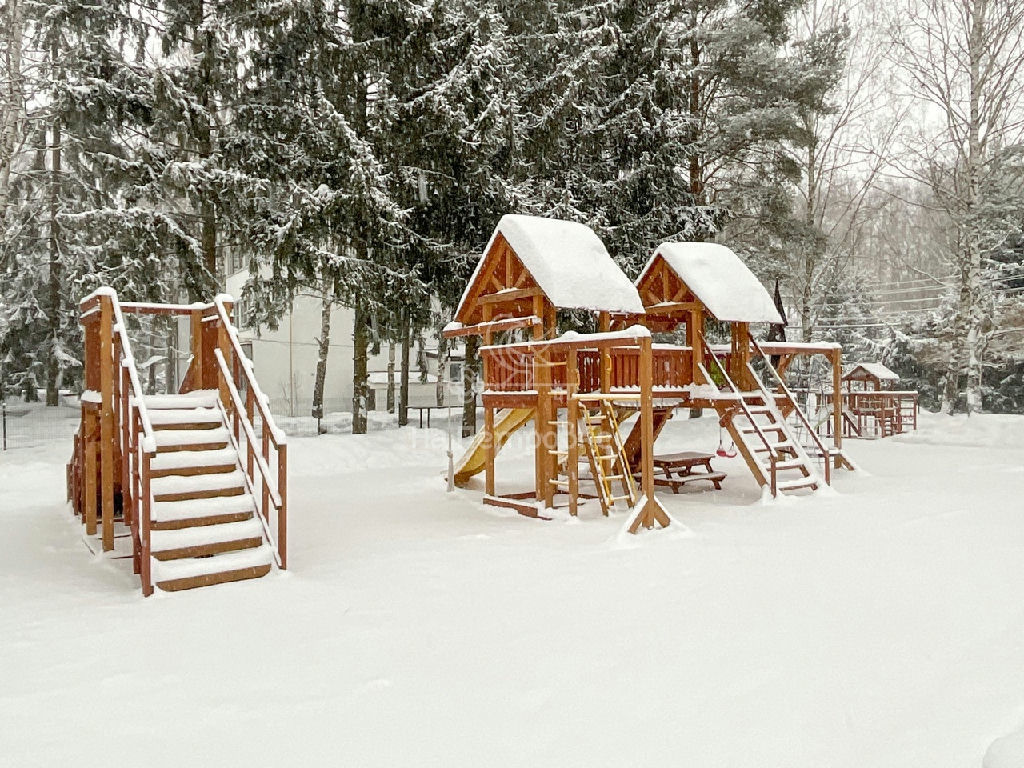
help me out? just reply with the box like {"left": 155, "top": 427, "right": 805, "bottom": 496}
{"left": 2, "top": 411, "right": 1024, "bottom": 767}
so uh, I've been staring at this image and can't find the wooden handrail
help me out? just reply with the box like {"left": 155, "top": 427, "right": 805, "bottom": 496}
{"left": 79, "top": 288, "right": 158, "bottom": 595}
{"left": 212, "top": 296, "right": 286, "bottom": 449}
{"left": 213, "top": 350, "right": 284, "bottom": 567}
{"left": 749, "top": 337, "right": 832, "bottom": 485}
{"left": 699, "top": 334, "right": 779, "bottom": 465}
{"left": 213, "top": 349, "right": 284, "bottom": 510}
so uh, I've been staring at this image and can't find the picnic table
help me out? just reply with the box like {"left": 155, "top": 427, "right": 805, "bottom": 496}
{"left": 649, "top": 451, "right": 726, "bottom": 492}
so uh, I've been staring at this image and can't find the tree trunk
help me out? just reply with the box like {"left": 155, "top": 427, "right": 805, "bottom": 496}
{"left": 311, "top": 275, "right": 332, "bottom": 424}
{"left": 386, "top": 342, "right": 395, "bottom": 412}
{"left": 194, "top": 0, "right": 218, "bottom": 287}
{"left": 0, "top": 0, "right": 24, "bottom": 222}
{"left": 461, "top": 335, "right": 479, "bottom": 437}
{"left": 435, "top": 332, "right": 448, "bottom": 407}
{"left": 45, "top": 117, "right": 61, "bottom": 407}
{"left": 352, "top": 299, "right": 369, "bottom": 434}
{"left": 399, "top": 311, "right": 410, "bottom": 427}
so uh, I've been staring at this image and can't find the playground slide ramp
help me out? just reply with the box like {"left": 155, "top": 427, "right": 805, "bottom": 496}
{"left": 454, "top": 408, "right": 535, "bottom": 486}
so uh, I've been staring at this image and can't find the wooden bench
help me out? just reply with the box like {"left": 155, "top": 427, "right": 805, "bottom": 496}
{"left": 648, "top": 451, "right": 726, "bottom": 492}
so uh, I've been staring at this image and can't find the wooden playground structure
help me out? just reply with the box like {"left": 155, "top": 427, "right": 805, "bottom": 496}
{"left": 445, "top": 215, "right": 856, "bottom": 531}
{"left": 828, "top": 362, "right": 919, "bottom": 439}
{"left": 66, "top": 289, "right": 287, "bottom": 595}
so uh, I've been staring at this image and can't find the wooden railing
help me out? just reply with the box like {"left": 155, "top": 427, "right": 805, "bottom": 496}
{"left": 481, "top": 343, "right": 693, "bottom": 393}
{"left": 749, "top": 337, "right": 832, "bottom": 486}
{"left": 700, "top": 334, "right": 782, "bottom": 493}
{"left": 75, "top": 289, "right": 161, "bottom": 595}
{"left": 211, "top": 296, "right": 288, "bottom": 568}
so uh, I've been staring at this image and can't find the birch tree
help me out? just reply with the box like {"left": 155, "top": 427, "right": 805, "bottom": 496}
{"left": 889, "top": 0, "right": 1024, "bottom": 413}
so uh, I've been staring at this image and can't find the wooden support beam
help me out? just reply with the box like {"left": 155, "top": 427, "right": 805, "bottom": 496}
{"left": 190, "top": 309, "right": 203, "bottom": 391}
{"left": 484, "top": 406, "right": 495, "bottom": 497}
{"left": 99, "top": 295, "right": 115, "bottom": 552}
{"left": 629, "top": 336, "right": 671, "bottom": 533}
{"left": 476, "top": 287, "right": 544, "bottom": 305}
{"left": 567, "top": 350, "right": 579, "bottom": 517}
{"left": 443, "top": 315, "right": 542, "bottom": 339}
{"left": 645, "top": 301, "right": 702, "bottom": 315}
{"left": 84, "top": 409, "right": 98, "bottom": 536}
{"left": 831, "top": 348, "right": 843, "bottom": 464}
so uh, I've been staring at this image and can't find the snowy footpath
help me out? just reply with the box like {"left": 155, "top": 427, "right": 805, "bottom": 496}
{"left": 2, "top": 411, "right": 1024, "bottom": 767}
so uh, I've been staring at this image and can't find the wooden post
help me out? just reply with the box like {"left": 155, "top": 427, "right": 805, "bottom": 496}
{"left": 84, "top": 408, "right": 98, "bottom": 536}
{"left": 831, "top": 348, "right": 843, "bottom": 465}
{"left": 190, "top": 309, "right": 203, "bottom": 390}
{"left": 120, "top": 366, "right": 131, "bottom": 525}
{"left": 567, "top": 349, "right": 579, "bottom": 516}
{"left": 217, "top": 304, "right": 233, "bottom": 412}
{"left": 629, "top": 336, "right": 671, "bottom": 533}
{"left": 688, "top": 308, "right": 703, "bottom": 384}
{"left": 132, "top": 411, "right": 141, "bottom": 575}
{"left": 141, "top": 449, "right": 153, "bottom": 596}
{"left": 731, "top": 322, "right": 751, "bottom": 390}
{"left": 99, "top": 295, "right": 115, "bottom": 552}
{"left": 484, "top": 406, "right": 495, "bottom": 497}
{"left": 278, "top": 442, "right": 288, "bottom": 570}
{"left": 532, "top": 295, "right": 545, "bottom": 341}
{"left": 598, "top": 312, "right": 611, "bottom": 393}
{"left": 534, "top": 347, "right": 554, "bottom": 508}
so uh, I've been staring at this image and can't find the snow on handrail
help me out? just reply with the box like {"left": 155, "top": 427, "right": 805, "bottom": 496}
{"left": 213, "top": 296, "right": 286, "bottom": 446}
{"left": 213, "top": 349, "right": 284, "bottom": 510}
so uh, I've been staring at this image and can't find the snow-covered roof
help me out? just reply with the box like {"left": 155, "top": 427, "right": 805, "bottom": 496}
{"left": 459, "top": 215, "right": 645, "bottom": 316}
{"left": 845, "top": 362, "right": 899, "bottom": 381}
{"left": 641, "top": 242, "right": 783, "bottom": 324}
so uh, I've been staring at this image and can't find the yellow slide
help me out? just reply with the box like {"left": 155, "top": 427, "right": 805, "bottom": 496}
{"left": 454, "top": 408, "right": 535, "bottom": 486}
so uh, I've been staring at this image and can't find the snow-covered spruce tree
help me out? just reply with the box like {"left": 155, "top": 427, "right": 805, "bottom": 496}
{"left": 0, "top": 0, "right": 173, "bottom": 403}
{"left": 519, "top": 0, "right": 840, "bottom": 278}
{"left": 386, "top": 0, "right": 525, "bottom": 435}
{"left": 144, "top": 0, "right": 257, "bottom": 301}
{"left": 224, "top": 0, "right": 422, "bottom": 434}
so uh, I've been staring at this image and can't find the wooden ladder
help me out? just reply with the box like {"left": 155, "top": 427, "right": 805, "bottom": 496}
{"left": 577, "top": 400, "right": 638, "bottom": 514}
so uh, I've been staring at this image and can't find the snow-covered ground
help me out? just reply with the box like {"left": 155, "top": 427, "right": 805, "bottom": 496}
{"left": 2, "top": 411, "right": 1024, "bottom": 767}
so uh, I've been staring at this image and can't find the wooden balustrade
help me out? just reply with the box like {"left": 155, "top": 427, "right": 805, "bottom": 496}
{"left": 481, "top": 344, "right": 694, "bottom": 394}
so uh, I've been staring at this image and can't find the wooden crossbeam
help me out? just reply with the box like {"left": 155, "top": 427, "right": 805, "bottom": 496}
{"left": 443, "top": 315, "right": 542, "bottom": 339}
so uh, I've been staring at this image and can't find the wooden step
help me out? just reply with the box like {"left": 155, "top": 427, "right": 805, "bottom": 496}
{"left": 151, "top": 469, "right": 246, "bottom": 503}
{"left": 741, "top": 425, "right": 786, "bottom": 434}
{"left": 150, "top": 494, "right": 256, "bottom": 530}
{"left": 152, "top": 544, "right": 274, "bottom": 591}
{"left": 149, "top": 407, "right": 223, "bottom": 431}
{"left": 154, "top": 427, "right": 230, "bottom": 453}
{"left": 150, "top": 448, "right": 239, "bottom": 478}
{"left": 151, "top": 518, "right": 264, "bottom": 561}
{"left": 142, "top": 390, "right": 220, "bottom": 409}
{"left": 776, "top": 477, "right": 819, "bottom": 492}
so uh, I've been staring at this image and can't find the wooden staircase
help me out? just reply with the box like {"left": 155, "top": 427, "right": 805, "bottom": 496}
{"left": 146, "top": 391, "right": 273, "bottom": 591}
{"left": 722, "top": 393, "right": 820, "bottom": 495}
{"left": 701, "top": 336, "right": 827, "bottom": 497}
{"left": 67, "top": 290, "right": 287, "bottom": 596}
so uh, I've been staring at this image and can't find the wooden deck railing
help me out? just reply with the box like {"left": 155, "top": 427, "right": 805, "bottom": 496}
{"left": 481, "top": 343, "right": 694, "bottom": 393}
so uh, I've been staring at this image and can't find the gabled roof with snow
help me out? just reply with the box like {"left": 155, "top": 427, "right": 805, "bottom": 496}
{"left": 639, "top": 242, "right": 783, "bottom": 324}
{"left": 845, "top": 362, "right": 899, "bottom": 381}
{"left": 457, "top": 215, "right": 645, "bottom": 318}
